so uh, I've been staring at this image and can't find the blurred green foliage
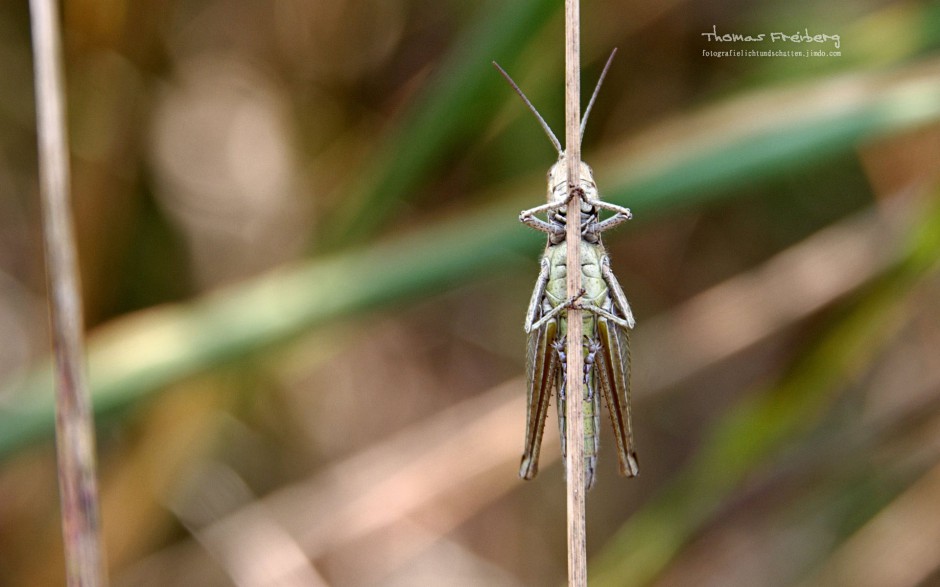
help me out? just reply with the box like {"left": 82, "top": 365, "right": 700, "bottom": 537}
{"left": 2, "top": 0, "right": 940, "bottom": 586}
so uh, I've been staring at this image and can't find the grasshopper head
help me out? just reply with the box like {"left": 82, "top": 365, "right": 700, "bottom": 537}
{"left": 547, "top": 155, "right": 597, "bottom": 212}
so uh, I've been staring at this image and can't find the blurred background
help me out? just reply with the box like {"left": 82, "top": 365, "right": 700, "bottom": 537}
{"left": 2, "top": 0, "right": 940, "bottom": 585}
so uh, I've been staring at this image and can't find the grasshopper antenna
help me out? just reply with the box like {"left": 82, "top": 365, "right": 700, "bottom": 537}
{"left": 493, "top": 61, "right": 563, "bottom": 156}
{"left": 580, "top": 48, "right": 617, "bottom": 141}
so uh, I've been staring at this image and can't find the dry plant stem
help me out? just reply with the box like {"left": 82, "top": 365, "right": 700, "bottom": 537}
{"left": 564, "top": 0, "right": 587, "bottom": 586}
{"left": 29, "top": 0, "right": 108, "bottom": 585}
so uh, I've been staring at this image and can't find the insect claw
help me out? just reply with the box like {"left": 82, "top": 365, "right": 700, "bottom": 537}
{"left": 565, "top": 186, "right": 584, "bottom": 205}
{"left": 562, "top": 288, "right": 587, "bottom": 310}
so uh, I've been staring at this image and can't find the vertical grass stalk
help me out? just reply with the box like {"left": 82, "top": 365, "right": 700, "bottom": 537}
{"left": 29, "top": 0, "right": 108, "bottom": 584}
{"left": 564, "top": 0, "right": 587, "bottom": 585}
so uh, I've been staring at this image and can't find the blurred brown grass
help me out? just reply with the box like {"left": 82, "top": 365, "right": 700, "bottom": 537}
{"left": 2, "top": 1, "right": 940, "bottom": 586}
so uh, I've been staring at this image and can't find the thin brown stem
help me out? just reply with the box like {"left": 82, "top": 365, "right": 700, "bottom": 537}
{"left": 29, "top": 0, "right": 108, "bottom": 585}
{"left": 564, "top": 0, "right": 587, "bottom": 586}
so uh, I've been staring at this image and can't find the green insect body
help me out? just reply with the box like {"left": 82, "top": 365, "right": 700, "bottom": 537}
{"left": 495, "top": 52, "right": 637, "bottom": 490}
{"left": 519, "top": 158, "right": 638, "bottom": 490}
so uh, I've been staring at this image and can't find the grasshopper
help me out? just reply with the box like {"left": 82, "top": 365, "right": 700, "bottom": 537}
{"left": 495, "top": 52, "right": 639, "bottom": 490}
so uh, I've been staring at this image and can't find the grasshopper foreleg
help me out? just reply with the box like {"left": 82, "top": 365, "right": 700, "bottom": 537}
{"left": 520, "top": 202, "right": 566, "bottom": 236}
{"left": 520, "top": 212, "right": 565, "bottom": 236}
{"left": 585, "top": 196, "right": 632, "bottom": 218}
{"left": 585, "top": 197, "right": 632, "bottom": 234}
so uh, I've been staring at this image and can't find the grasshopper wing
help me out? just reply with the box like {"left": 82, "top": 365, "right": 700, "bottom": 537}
{"left": 596, "top": 311, "right": 639, "bottom": 477}
{"left": 520, "top": 314, "right": 559, "bottom": 480}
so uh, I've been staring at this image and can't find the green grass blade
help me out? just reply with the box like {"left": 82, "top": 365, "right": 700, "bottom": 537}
{"left": 318, "top": 0, "right": 558, "bottom": 248}
{"left": 601, "top": 59, "right": 940, "bottom": 216}
{"left": 3, "top": 61, "right": 940, "bottom": 459}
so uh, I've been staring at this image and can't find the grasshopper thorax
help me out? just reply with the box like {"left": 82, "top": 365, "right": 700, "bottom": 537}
{"left": 547, "top": 155, "right": 598, "bottom": 214}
